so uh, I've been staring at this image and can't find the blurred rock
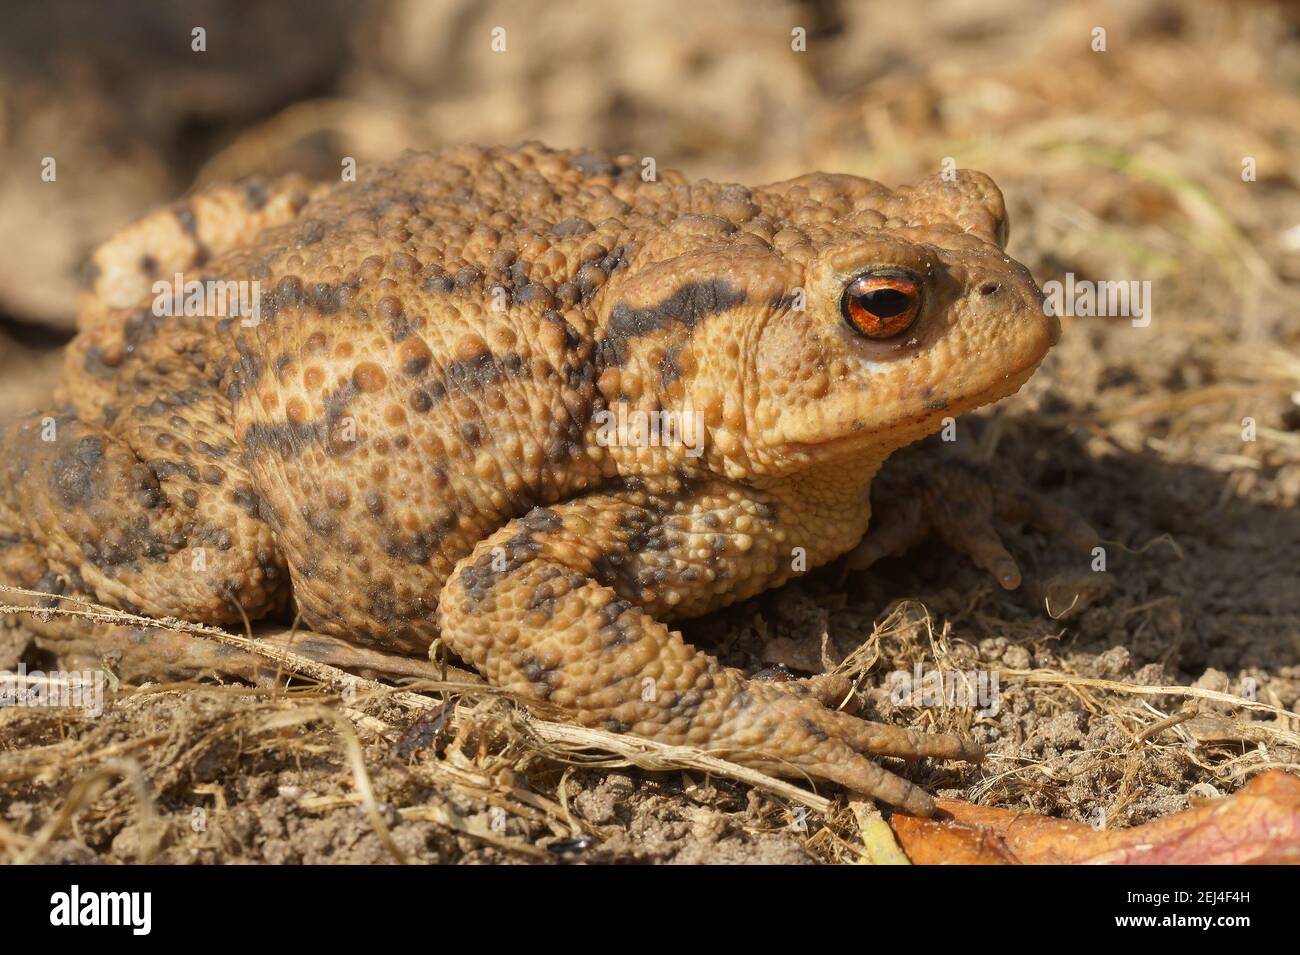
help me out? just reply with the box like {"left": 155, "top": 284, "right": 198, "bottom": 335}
{"left": 0, "top": 0, "right": 364, "bottom": 328}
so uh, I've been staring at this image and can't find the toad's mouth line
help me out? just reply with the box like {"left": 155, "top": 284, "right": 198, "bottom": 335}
{"left": 779, "top": 361, "right": 1045, "bottom": 462}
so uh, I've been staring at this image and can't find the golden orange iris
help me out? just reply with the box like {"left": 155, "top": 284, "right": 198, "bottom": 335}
{"left": 840, "top": 271, "right": 922, "bottom": 339}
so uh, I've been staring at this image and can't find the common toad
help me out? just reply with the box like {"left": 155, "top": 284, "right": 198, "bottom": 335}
{"left": 0, "top": 143, "right": 1081, "bottom": 814}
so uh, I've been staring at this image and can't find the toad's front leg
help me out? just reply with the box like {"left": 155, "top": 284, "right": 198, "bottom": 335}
{"left": 847, "top": 446, "right": 1099, "bottom": 591}
{"left": 437, "top": 483, "right": 980, "bottom": 816}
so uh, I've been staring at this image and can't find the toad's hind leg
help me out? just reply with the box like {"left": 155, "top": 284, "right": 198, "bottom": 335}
{"left": 0, "top": 408, "right": 288, "bottom": 659}
{"left": 437, "top": 487, "right": 981, "bottom": 816}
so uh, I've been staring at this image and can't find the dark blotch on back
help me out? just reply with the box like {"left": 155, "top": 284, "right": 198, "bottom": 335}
{"left": 51, "top": 436, "right": 105, "bottom": 508}
{"left": 438, "top": 349, "right": 530, "bottom": 399}
{"left": 597, "top": 280, "right": 746, "bottom": 368}
{"left": 244, "top": 178, "right": 270, "bottom": 210}
{"left": 174, "top": 204, "right": 209, "bottom": 265}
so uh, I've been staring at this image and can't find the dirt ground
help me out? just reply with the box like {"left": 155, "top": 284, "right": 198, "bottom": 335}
{"left": 1, "top": 0, "right": 1298, "bottom": 863}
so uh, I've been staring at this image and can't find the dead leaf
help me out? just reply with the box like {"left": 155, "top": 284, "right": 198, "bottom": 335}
{"left": 891, "top": 770, "right": 1300, "bottom": 864}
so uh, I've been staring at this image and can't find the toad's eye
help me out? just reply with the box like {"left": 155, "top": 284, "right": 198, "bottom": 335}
{"left": 840, "top": 271, "right": 922, "bottom": 339}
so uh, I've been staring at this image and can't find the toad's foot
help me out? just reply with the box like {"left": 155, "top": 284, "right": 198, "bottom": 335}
{"left": 437, "top": 486, "right": 982, "bottom": 816}
{"left": 847, "top": 456, "right": 1098, "bottom": 591}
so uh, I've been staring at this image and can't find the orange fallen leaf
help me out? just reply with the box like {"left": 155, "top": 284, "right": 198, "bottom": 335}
{"left": 890, "top": 770, "right": 1300, "bottom": 864}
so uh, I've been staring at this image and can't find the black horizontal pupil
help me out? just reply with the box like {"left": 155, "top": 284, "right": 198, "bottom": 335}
{"left": 857, "top": 287, "right": 910, "bottom": 318}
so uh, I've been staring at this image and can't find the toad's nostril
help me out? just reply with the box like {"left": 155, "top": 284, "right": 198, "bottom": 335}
{"left": 979, "top": 282, "right": 1000, "bottom": 295}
